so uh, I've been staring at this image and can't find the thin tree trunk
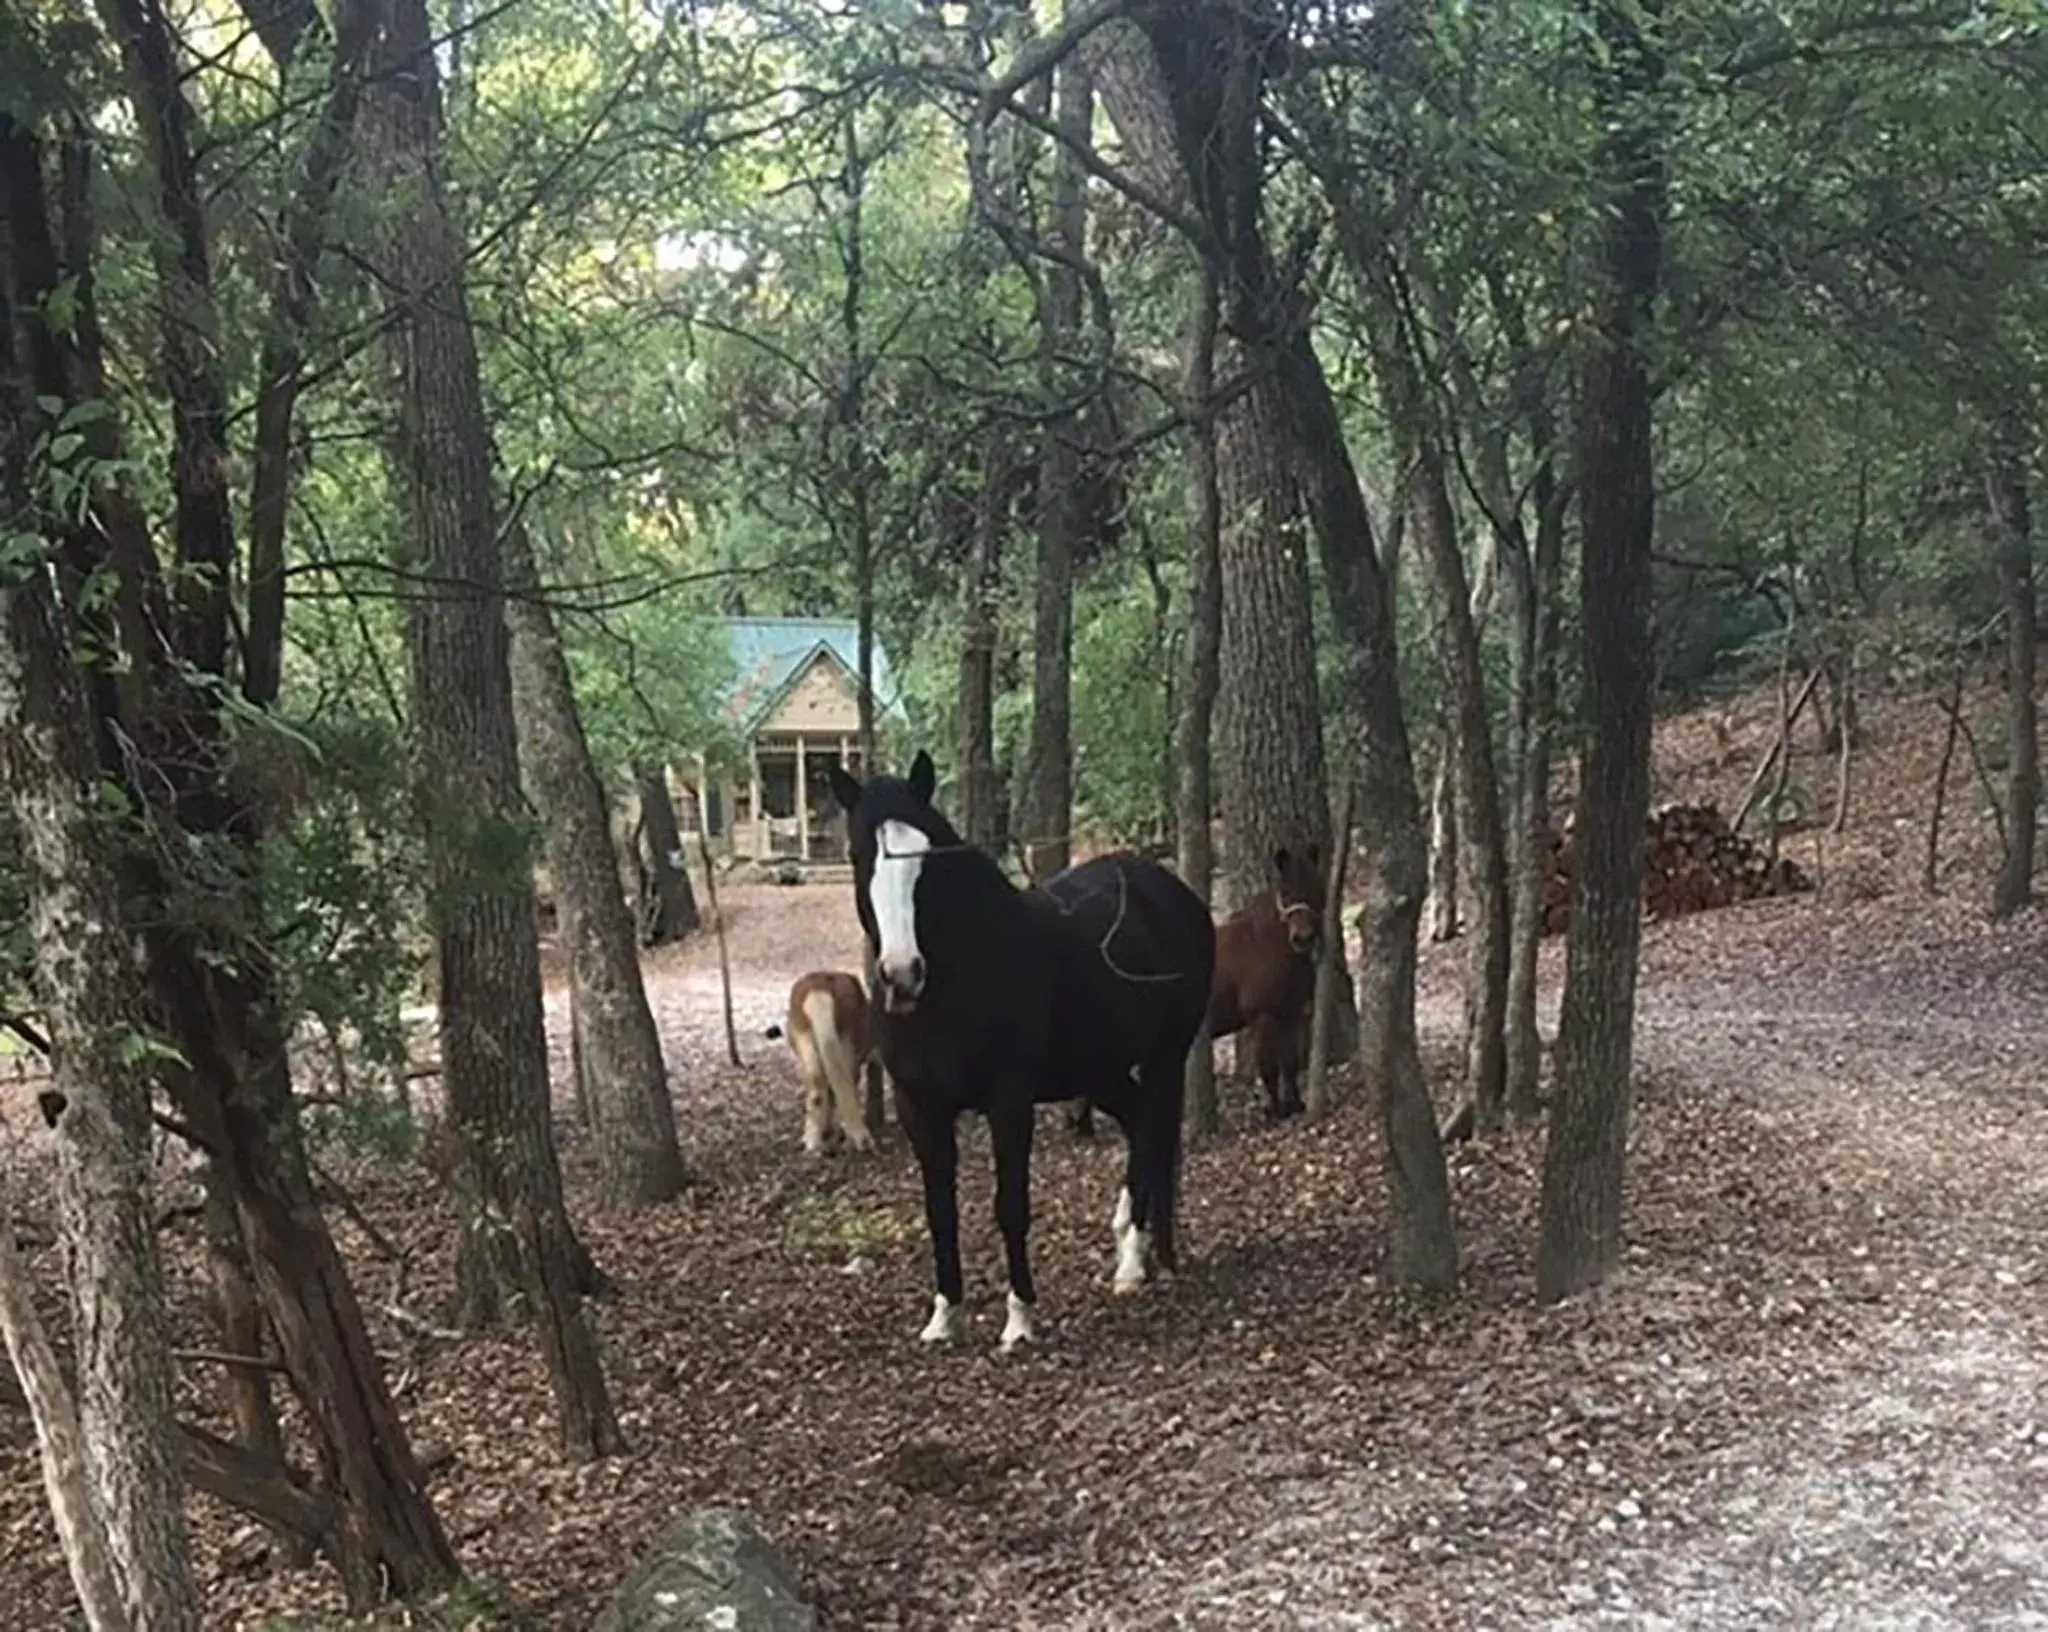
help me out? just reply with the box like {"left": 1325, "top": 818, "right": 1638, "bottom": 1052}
{"left": 1304, "top": 766, "right": 1356, "bottom": 1119}
{"left": 1411, "top": 441, "right": 1511, "bottom": 1132}
{"left": 200, "top": 1166, "right": 304, "bottom": 1563}
{"left": 1537, "top": 0, "right": 1666, "bottom": 1305}
{"left": 958, "top": 432, "right": 1008, "bottom": 853}
{"left": 697, "top": 823, "right": 742, "bottom": 1069}
{"left": 504, "top": 521, "right": 684, "bottom": 1208}
{"left": 1767, "top": 618, "right": 1795, "bottom": 872}
{"left": 1925, "top": 644, "right": 1968, "bottom": 894}
{"left": 373, "top": 0, "right": 619, "bottom": 1456}
{"left": 1830, "top": 646, "right": 1855, "bottom": 836}
{"left": 1504, "top": 472, "right": 1565, "bottom": 1118}
{"left": 1179, "top": 261, "right": 1224, "bottom": 1138}
{"left": 1019, "top": 46, "right": 1093, "bottom": 885}
{"left": 1425, "top": 717, "right": 1460, "bottom": 941}
{"left": 1278, "top": 323, "right": 1456, "bottom": 1290}
{"left": 241, "top": 0, "right": 385, "bottom": 710}
{"left": 633, "top": 767, "right": 699, "bottom": 945}
{"left": 836, "top": 109, "right": 889, "bottom": 1138}
{"left": 1989, "top": 441, "right": 2037, "bottom": 918}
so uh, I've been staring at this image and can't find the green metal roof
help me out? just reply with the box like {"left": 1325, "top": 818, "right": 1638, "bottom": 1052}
{"left": 720, "top": 616, "right": 901, "bottom": 735}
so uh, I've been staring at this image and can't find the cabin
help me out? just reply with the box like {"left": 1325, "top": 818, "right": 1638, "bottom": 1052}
{"left": 680, "top": 616, "right": 902, "bottom": 866}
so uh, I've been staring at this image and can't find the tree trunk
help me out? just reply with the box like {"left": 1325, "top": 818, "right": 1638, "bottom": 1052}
{"left": 373, "top": 0, "right": 620, "bottom": 1456}
{"left": 1537, "top": 0, "right": 1666, "bottom": 1305}
{"left": 6, "top": 81, "right": 457, "bottom": 1610}
{"left": 200, "top": 1165, "right": 305, "bottom": 1563}
{"left": 1277, "top": 323, "right": 1457, "bottom": 1290}
{"left": 1179, "top": 261, "right": 1225, "bottom": 1137}
{"left": 957, "top": 432, "right": 1009, "bottom": 853}
{"left": 1425, "top": 716, "right": 1459, "bottom": 940}
{"left": 1503, "top": 469, "right": 1565, "bottom": 1120}
{"left": 835, "top": 109, "right": 889, "bottom": 1138}
{"left": 633, "top": 766, "right": 699, "bottom": 945}
{"left": 1410, "top": 441, "right": 1511, "bottom": 1133}
{"left": 1216, "top": 367, "right": 1330, "bottom": 907}
{"left": 1989, "top": 439, "right": 2037, "bottom": 918}
{"left": 0, "top": 508, "right": 199, "bottom": 1630}
{"left": 1018, "top": 48, "right": 1093, "bottom": 885}
{"left": 504, "top": 521, "right": 684, "bottom": 1209}
{"left": 1111, "top": 0, "right": 1448, "bottom": 1278}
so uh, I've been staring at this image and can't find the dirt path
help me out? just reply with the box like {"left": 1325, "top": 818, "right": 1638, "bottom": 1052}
{"left": 1394, "top": 898, "right": 2048, "bottom": 1632}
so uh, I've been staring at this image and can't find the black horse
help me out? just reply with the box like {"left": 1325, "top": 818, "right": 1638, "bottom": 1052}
{"left": 826, "top": 751, "right": 1216, "bottom": 1349}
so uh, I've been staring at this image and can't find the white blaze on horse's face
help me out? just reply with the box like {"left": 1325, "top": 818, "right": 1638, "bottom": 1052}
{"left": 869, "top": 818, "right": 931, "bottom": 1012}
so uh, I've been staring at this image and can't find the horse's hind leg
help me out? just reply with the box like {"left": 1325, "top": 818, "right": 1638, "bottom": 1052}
{"left": 1111, "top": 1138, "right": 1150, "bottom": 1294}
{"left": 1253, "top": 1015, "right": 1286, "bottom": 1122}
{"left": 989, "top": 1099, "right": 1038, "bottom": 1349}
{"left": 1141, "top": 1051, "right": 1186, "bottom": 1276}
{"left": 900, "top": 1098, "right": 965, "bottom": 1343}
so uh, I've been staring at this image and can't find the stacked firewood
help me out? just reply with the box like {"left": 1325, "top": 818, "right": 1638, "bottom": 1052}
{"left": 1541, "top": 802, "right": 1812, "bottom": 934}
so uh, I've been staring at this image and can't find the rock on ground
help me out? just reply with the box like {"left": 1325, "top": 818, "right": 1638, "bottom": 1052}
{"left": 597, "top": 1508, "right": 818, "bottom": 1632}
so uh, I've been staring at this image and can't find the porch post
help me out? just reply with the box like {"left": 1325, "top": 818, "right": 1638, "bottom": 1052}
{"left": 749, "top": 741, "right": 763, "bottom": 858}
{"left": 796, "top": 735, "right": 811, "bottom": 862}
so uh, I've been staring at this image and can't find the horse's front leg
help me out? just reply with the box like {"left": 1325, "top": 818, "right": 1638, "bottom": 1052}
{"left": 989, "top": 1098, "right": 1038, "bottom": 1350}
{"left": 901, "top": 1096, "right": 965, "bottom": 1343}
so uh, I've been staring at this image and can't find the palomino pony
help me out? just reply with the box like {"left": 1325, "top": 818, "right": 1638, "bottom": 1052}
{"left": 826, "top": 751, "right": 1215, "bottom": 1350}
{"left": 764, "top": 970, "right": 873, "bottom": 1156}
{"left": 1069, "top": 844, "right": 1324, "bottom": 1135}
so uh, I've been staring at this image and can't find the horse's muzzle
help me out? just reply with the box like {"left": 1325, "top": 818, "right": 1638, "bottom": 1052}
{"left": 877, "top": 953, "right": 926, "bottom": 1012}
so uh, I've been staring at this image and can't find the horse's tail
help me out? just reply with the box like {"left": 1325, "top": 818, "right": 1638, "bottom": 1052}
{"left": 1146, "top": 1049, "right": 1189, "bottom": 1274}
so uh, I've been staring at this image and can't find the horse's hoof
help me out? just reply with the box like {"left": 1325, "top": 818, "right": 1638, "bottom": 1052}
{"left": 1113, "top": 1218, "right": 1152, "bottom": 1294}
{"left": 999, "top": 1291, "right": 1036, "bottom": 1350}
{"left": 919, "top": 1294, "right": 964, "bottom": 1344}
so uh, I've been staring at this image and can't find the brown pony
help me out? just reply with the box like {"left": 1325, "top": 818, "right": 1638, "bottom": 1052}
{"left": 765, "top": 970, "right": 874, "bottom": 1155}
{"left": 1070, "top": 845, "right": 1325, "bottom": 1132}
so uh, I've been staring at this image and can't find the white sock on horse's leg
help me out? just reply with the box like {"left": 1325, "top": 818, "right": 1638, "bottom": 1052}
{"left": 920, "top": 1293, "right": 963, "bottom": 1343}
{"left": 1113, "top": 1187, "right": 1149, "bottom": 1294}
{"left": 1000, "top": 1290, "right": 1036, "bottom": 1350}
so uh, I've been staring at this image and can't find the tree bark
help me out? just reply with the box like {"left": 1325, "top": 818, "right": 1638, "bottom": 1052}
{"left": 504, "top": 521, "right": 684, "bottom": 1208}
{"left": 1503, "top": 468, "right": 1566, "bottom": 1119}
{"left": 199, "top": 1165, "right": 304, "bottom": 1562}
{"left": 1018, "top": 46, "right": 1093, "bottom": 885}
{"left": 632, "top": 767, "right": 699, "bottom": 945}
{"left": 372, "top": 0, "right": 620, "bottom": 1456}
{"left": 1179, "top": 261, "right": 1225, "bottom": 1137}
{"left": 1989, "top": 438, "right": 2037, "bottom": 918}
{"left": 0, "top": 1212, "right": 130, "bottom": 1632}
{"left": 957, "top": 431, "right": 1009, "bottom": 853}
{"left": 1537, "top": 0, "right": 1666, "bottom": 1305}
{"left": 0, "top": 485, "right": 199, "bottom": 1631}
{"left": 1410, "top": 441, "right": 1511, "bottom": 1132}
{"left": 1425, "top": 713, "right": 1459, "bottom": 941}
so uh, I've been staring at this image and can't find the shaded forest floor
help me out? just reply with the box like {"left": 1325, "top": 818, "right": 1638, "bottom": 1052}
{"left": 3, "top": 676, "right": 2047, "bottom": 1629}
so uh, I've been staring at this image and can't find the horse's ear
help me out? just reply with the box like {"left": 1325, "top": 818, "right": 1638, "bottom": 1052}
{"left": 907, "top": 749, "right": 937, "bottom": 803}
{"left": 1272, "top": 845, "right": 1291, "bottom": 877}
{"left": 826, "top": 762, "right": 863, "bottom": 813}
{"left": 1305, "top": 842, "right": 1321, "bottom": 873}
